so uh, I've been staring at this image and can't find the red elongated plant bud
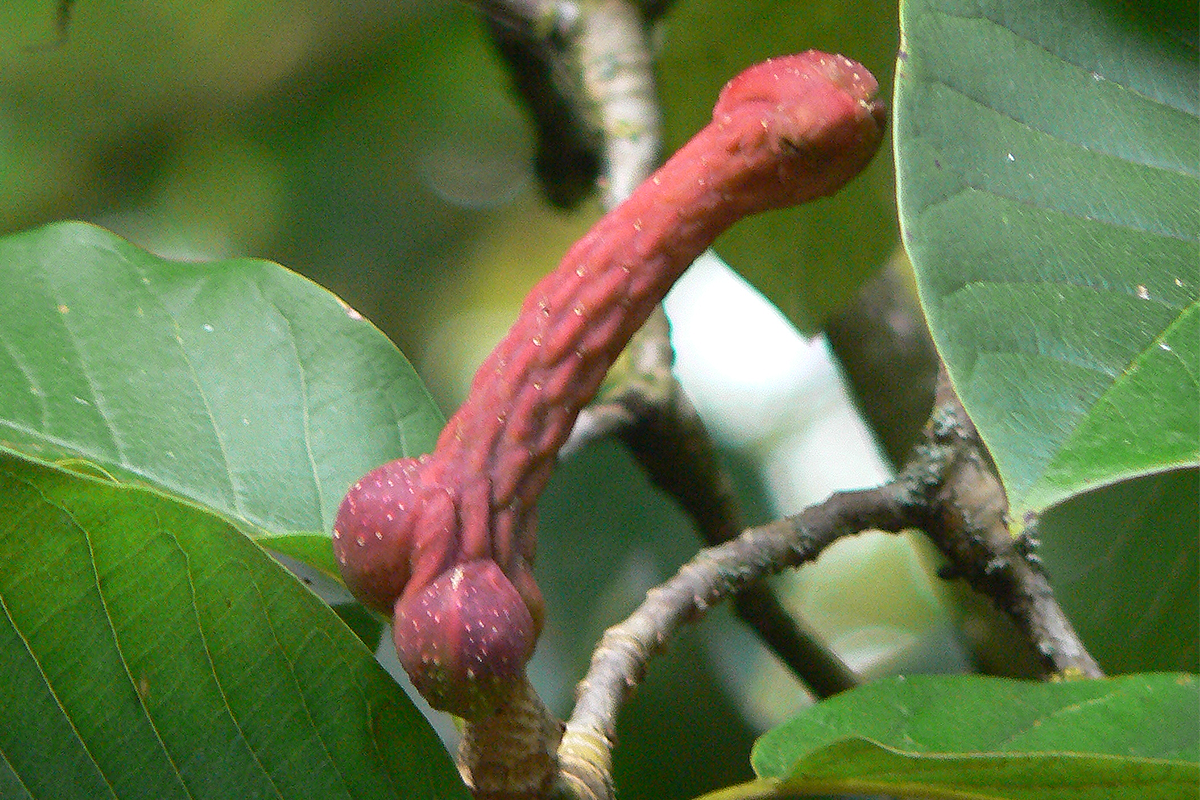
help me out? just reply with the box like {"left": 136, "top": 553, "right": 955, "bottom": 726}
{"left": 334, "top": 50, "right": 886, "bottom": 717}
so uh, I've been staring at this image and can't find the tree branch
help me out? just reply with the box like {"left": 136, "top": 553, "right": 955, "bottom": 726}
{"left": 554, "top": 369, "right": 1103, "bottom": 799}
{"left": 475, "top": 0, "right": 601, "bottom": 207}
{"left": 573, "top": 0, "right": 661, "bottom": 208}
{"left": 912, "top": 371, "right": 1104, "bottom": 679}
{"left": 556, "top": 484, "right": 912, "bottom": 799}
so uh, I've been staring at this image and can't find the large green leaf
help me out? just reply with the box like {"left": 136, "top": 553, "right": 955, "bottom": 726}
{"left": 656, "top": 0, "right": 900, "bottom": 329}
{"left": 893, "top": 0, "right": 1199, "bottom": 673}
{"left": 0, "top": 454, "right": 468, "bottom": 799}
{"left": 894, "top": 0, "right": 1199, "bottom": 516}
{"left": 699, "top": 673, "right": 1198, "bottom": 800}
{"left": 0, "top": 221, "right": 443, "bottom": 542}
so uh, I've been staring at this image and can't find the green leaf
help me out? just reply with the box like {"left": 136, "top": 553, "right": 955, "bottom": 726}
{"left": 1036, "top": 468, "right": 1199, "bottom": 673}
{"left": 893, "top": 0, "right": 1198, "bottom": 674}
{"left": 259, "top": 534, "right": 388, "bottom": 649}
{"left": 894, "top": 0, "right": 1199, "bottom": 517}
{"left": 0, "top": 453, "right": 468, "bottom": 799}
{"left": 701, "top": 674, "right": 1199, "bottom": 800}
{"left": 657, "top": 0, "right": 900, "bottom": 329}
{"left": 260, "top": 531, "right": 346, "bottom": 582}
{"left": 0, "top": 221, "right": 443, "bottom": 540}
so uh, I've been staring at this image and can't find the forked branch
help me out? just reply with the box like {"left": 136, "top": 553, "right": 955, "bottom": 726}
{"left": 555, "top": 371, "right": 1102, "bottom": 800}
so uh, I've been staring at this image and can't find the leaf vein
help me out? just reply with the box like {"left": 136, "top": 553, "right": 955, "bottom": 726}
{"left": 168, "top": 526, "right": 287, "bottom": 800}
{"left": 124, "top": 255, "right": 247, "bottom": 525}
{"left": 53, "top": 290, "right": 128, "bottom": 466}
{"left": 918, "top": 181, "right": 1193, "bottom": 247}
{"left": 259, "top": 287, "right": 327, "bottom": 530}
{"left": 0, "top": 477, "right": 119, "bottom": 800}
{"left": 932, "top": 7, "right": 1199, "bottom": 117}
{"left": 253, "top": 583, "right": 356, "bottom": 799}
{"left": 82, "top": 506, "right": 195, "bottom": 800}
{"left": 0, "top": 747, "right": 35, "bottom": 800}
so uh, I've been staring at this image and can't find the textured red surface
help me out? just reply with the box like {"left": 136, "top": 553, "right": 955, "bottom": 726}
{"left": 333, "top": 51, "right": 886, "bottom": 715}
{"left": 393, "top": 560, "right": 537, "bottom": 718}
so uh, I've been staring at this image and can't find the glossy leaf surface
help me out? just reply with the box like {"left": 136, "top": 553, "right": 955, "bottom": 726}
{"left": 894, "top": 0, "right": 1198, "bottom": 672}
{"left": 700, "top": 674, "right": 1198, "bottom": 800}
{"left": 0, "top": 454, "right": 467, "bottom": 799}
{"left": 894, "top": 0, "right": 1198, "bottom": 516}
{"left": 0, "top": 221, "right": 443, "bottom": 539}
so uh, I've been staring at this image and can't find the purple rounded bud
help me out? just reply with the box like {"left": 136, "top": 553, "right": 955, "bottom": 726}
{"left": 333, "top": 459, "right": 423, "bottom": 614}
{"left": 393, "top": 559, "right": 537, "bottom": 719}
{"left": 333, "top": 458, "right": 461, "bottom": 615}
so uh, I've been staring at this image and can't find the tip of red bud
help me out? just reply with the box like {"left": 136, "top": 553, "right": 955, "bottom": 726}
{"left": 393, "top": 559, "right": 537, "bottom": 719}
{"left": 714, "top": 50, "right": 879, "bottom": 117}
{"left": 709, "top": 50, "right": 887, "bottom": 211}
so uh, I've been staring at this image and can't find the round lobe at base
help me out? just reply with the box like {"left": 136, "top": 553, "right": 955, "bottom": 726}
{"left": 393, "top": 559, "right": 537, "bottom": 719}
{"left": 333, "top": 459, "right": 422, "bottom": 613}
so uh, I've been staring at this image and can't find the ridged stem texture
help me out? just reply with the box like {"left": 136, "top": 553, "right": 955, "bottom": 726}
{"left": 333, "top": 50, "right": 886, "bottom": 719}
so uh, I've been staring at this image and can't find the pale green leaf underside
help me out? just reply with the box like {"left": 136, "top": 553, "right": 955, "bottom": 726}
{"left": 1036, "top": 467, "right": 1198, "bottom": 673}
{"left": 259, "top": 531, "right": 345, "bottom": 582}
{"left": 894, "top": 0, "right": 1199, "bottom": 517}
{"left": 0, "top": 221, "right": 443, "bottom": 539}
{"left": 0, "top": 454, "right": 467, "bottom": 799}
{"left": 697, "top": 674, "right": 1199, "bottom": 800}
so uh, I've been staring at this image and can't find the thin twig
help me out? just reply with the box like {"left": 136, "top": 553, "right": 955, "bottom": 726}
{"left": 554, "top": 369, "right": 1103, "bottom": 799}
{"left": 473, "top": 0, "right": 601, "bottom": 207}
{"left": 556, "top": 485, "right": 912, "bottom": 800}
{"left": 573, "top": 0, "right": 661, "bottom": 208}
{"left": 826, "top": 266, "right": 1097, "bottom": 677}
{"left": 587, "top": 310, "right": 858, "bottom": 696}
{"left": 544, "top": 1, "right": 863, "bottom": 779}
{"left": 472, "top": 0, "right": 662, "bottom": 208}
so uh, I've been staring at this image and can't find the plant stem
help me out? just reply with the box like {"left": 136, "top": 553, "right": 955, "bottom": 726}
{"left": 915, "top": 370, "right": 1103, "bottom": 679}
{"left": 555, "top": 368, "right": 1103, "bottom": 799}
{"left": 461, "top": 676, "right": 564, "bottom": 800}
{"left": 557, "top": 484, "right": 910, "bottom": 800}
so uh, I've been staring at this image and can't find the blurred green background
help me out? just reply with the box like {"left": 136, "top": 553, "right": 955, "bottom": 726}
{"left": 1, "top": 0, "right": 567, "bottom": 376}
{"left": 1, "top": 1, "right": 965, "bottom": 796}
